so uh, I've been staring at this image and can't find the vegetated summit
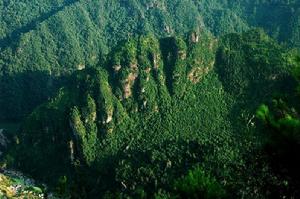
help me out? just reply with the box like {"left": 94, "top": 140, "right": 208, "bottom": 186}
{"left": 0, "top": 0, "right": 300, "bottom": 121}
{"left": 13, "top": 29, "right": 298, "bottom": 198}
{"left": 0, "top": 1, "right": 300, "bottom": 198}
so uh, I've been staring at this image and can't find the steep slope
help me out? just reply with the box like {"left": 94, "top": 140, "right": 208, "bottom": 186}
{"left": 255, "top": 52, "right": 300, "bottom": 197}
{"left": 11, "top": 30, "right": 297, "bottom": 198}
{"left": 193, "top": 0, "right": 300, "bottom": 47}
{"left": 0, "top": 0, "right": 204, "bottom": 121}
{"left": 16, "top": 30, "right": 218, "bottom": 181}
{"left": 241, "top": 0, "right": 300, "bottom": 48}
{"left": 1, "top": 0, "right": 299, "bottom": 121}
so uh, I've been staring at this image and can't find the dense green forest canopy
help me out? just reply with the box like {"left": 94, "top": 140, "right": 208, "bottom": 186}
{"left": 1, "top": 0, "right": 300, "bottom": 121}
{"left": 0, "top": 1, "right": 300, "bottom": 198}
{"left": 7, "top": 30, "right": 298, "bottom": 198}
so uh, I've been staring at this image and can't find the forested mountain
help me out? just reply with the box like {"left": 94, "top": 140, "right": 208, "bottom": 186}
{"left": 7, "top": 30, "right": 296, "bottom": 198}
{"left": 0, "top": 1, "right": 300, "bottom": 198}
{"left": 1, "top": 0, "right": 300, "bottom": 121}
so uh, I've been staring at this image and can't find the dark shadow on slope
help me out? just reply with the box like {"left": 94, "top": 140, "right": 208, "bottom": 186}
{"left": 88, "top": 138, "right": 209, "bottom": 198}
{"left": 214, "top": 43, "right": 297, "bottom": 119}
{"left": 0, "top": 71, "right": 69, "bottom": 122}
{"left": 159, "top": 37, "right": 177, "bottom": 95}
{"left": 0, "top": 0, "right": 79, "bottom": 51}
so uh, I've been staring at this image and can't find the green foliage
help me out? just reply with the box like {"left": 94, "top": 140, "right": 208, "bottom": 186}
{"left": 256, "top": 47, "right": 300, "bottom": 144}
{"left": 258, "top": 99, "right": 300, "bottom": 145}
{"left": 10, "top": 30, "right": 298, "bottom": 198}
{"left": 174, "top": 166, "right": 226, "bottom": 199}
{"left": 56, "top": 175, "right": 70, "bottom": 198}
{"left": 70, "top": 105, "right": 98, "bottom": 166}
{"left": 216, "top": 29, "right": 293, "bottom": 115}
{"left": 1, "top": 0, "right": 300, "bottom": 122}
{"left": 0, "top": 1, "right": 299, "bottom": 198}
{"left": 256, "top": 104, "right": 270, "bottom": 122}
{"left": 0, "top": 172, "right": 46, "bottom": 198}
{"left": 254, "top": 49, "right": 300, "bottom": 197}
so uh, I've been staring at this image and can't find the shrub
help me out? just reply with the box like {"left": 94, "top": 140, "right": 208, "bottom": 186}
{"left": 174, "top": 167, "right": 226, "bottom": 199}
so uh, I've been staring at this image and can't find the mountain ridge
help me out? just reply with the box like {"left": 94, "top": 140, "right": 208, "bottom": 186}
{"left": 1, "top": 0, "right": 299, "bottom": 121}
{"left": 10, "top": 29, "right": 297, "bottom": 198}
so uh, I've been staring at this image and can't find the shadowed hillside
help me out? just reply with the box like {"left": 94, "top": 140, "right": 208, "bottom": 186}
{"left": 10, "top": 30, "right": 298, "bottom": 198}
{"left": 0, "top": 0, "right": 79, "bottom": 50}
{"left": 1, "top": 0, "right": 299, "bottom": 121}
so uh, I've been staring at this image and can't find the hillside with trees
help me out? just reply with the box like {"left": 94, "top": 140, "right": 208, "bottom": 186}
{"left": 0, "top": 1, "right": 300, "bottom": 198}
{"left": 1, "top": 0, "right": 299, "bottom": 121}
{"left": 4, "top": 30, "right": 297, "bottom": 198}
